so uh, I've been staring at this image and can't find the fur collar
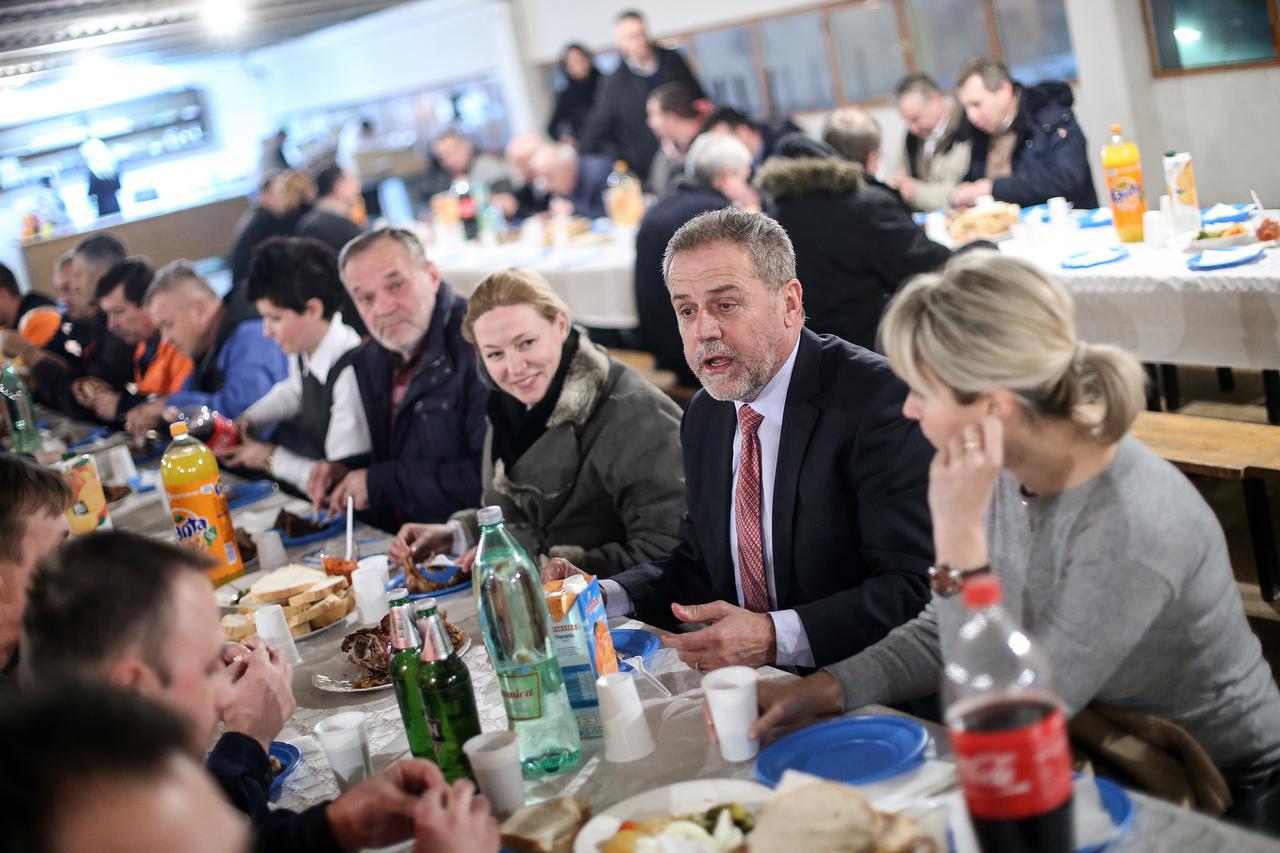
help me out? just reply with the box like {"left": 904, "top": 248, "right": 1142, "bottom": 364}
{"left": 546, "top": 328, "right": 610, "bottom": 429}
{"left": 754, "top": 156, "right": 864, "bottom": 198}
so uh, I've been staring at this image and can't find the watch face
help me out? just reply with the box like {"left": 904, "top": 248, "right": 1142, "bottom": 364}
{"left": 928, "top": 565, "right": 963, "bottom": 597}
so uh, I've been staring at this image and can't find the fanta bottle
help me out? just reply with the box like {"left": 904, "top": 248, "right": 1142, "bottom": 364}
{"left": 1102, "top": 124, "right": 1146, "bottom": 243}
{"left": 161, "top": 421, "right": 243, "bottom": 586}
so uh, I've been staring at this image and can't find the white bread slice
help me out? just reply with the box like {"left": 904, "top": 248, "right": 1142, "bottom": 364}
{"left": 247, "top": 565, "right": 326, "bottom": 605}
{"left": 287, "top": 575, "right": 350, "bottom": 607}
{"left": 309, "top": 594, "right": 350, "bottom": 629}
{"left": 238, "top": 600, "right": 310, "bottom": 619}
{"left": 286, "top": 607, "right": 313, "bottom": 629}
{"left": 748, "top": 782, "right": 879, "bottom": 853}
{"left": 289, "top": 620, "right": 311, "bottom": 637}
{"left": 500, "top": 796, "right": 589, "bottom": 853}
{"left": 221, "top": 613, "right": 254, "bottom": 642}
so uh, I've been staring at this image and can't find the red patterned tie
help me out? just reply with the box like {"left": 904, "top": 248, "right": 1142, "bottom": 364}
{"left": 735, "top": 405, "right": 770, "bottom": 613}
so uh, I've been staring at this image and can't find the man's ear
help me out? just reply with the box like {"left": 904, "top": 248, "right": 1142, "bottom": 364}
{"left": 105, "top": 655, "right": 160, "bottom": 696}
{"left": 781, "top": 278, "right": 804, "bottom": 327}
{"left": 304, "top": 297, "right": 326, "bottom": 320}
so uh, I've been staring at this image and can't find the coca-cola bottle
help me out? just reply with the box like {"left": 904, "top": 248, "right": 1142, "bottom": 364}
{"left": 944, "top": 573, "right": 1074, "bottom": 853}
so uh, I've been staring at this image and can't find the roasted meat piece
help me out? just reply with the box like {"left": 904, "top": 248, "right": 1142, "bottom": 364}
{"left": 341, "top": 614, "right": 392, "bottom": 677}
{"left": 273, "top": 509, "right": 325, "bottom": 538}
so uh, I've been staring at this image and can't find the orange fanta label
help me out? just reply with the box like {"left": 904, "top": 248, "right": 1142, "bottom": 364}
{"left": 168, "top": 475, "right": 243, "bottom": 585}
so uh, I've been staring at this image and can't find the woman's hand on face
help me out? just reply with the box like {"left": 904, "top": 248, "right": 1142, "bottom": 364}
{"left": 929, "top": 415, "right": 1003, "bottom": 569}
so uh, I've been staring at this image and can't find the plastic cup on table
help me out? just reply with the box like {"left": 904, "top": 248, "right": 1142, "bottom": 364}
{"left": 702, "top": 666, "right": 760, "bottom": 762}
{"left": 597, "top": 671, "right": 656, "bottom": 763}
{"left": 253, "top": 529, "right": 288, "bottom": 571}
{"left": 1143, "top": 210, "right": 1168, "bottom": 249}
{"left": 462, "top": 731, "right": 525, "bottom": 818}
{"left": 95, "top": 443, "right": 137, "bottom": 485}
{"left": 351, "top": 565, "right": 389, "bottom": 626}
{"left": 314, "top": 711, "right": 375, "bottom": 793}
{"left": 253, "top": 604, "right": 302, "bottom": 664}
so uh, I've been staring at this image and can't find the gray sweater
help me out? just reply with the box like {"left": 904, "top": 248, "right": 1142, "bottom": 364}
{"left": 826, "top": 436, "right": 1280, "bottom": 785}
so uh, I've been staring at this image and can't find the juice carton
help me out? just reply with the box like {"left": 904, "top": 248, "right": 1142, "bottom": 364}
{"left": 544, "top": 574, "right": 619, "bottom": 738}
{"left": 58, "top": 453, "right": 112, "bottom": 535}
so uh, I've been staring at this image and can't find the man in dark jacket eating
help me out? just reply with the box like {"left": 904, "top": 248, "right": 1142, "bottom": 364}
{"left": 950, "top": 57, "right": 1098, "bottom": 210}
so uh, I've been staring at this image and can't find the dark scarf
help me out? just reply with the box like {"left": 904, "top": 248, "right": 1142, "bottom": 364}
{"left": 487, "top": 328, "right": 580, "bottom": 469}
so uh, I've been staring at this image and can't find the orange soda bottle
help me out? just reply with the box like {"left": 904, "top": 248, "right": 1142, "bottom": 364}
{"left": 1102, "top": 124, "right": 1146, "bottom": 243}
{"left": 161, "top": 421, "right": 243, "bottom": 586}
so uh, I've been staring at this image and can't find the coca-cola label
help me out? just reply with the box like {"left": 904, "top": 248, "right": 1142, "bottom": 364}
{"left": 949, "top": 707, "right": 1073, "bottom": 820}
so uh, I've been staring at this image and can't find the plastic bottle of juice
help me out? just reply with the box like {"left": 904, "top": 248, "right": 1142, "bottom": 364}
{"left": 161, "top": 421, "right": 243, "bottom": 586}
{"left": 1101, "top": 124, "right": 1147, "bottom": 243}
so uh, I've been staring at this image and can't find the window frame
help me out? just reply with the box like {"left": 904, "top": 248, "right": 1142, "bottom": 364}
{"left": 1140, "top": 0, "right": 1280, "bottom": 78}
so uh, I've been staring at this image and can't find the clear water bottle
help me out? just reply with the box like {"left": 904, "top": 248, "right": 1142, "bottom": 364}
{"left": 473, "top": 505, "right": 581, "bottom": 777}
{"left": 1, "top": 359, "right": 42, "bottom": 454}
{"left": 944, "top": 574, "right": 1074, "bottom": 853}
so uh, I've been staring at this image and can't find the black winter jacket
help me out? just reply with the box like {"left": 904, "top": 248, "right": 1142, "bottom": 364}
{"left": 966, "top": 81, "right": 1099, "bottom": 209}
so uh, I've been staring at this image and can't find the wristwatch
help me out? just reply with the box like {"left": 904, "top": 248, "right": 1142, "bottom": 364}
{"left": 928, "top": 563, "right": 991, "bottom": 597}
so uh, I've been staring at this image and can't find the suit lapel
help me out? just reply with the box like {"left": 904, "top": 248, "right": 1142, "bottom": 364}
{"left": 771, "top": 330, "right": 822, "bottom": 608}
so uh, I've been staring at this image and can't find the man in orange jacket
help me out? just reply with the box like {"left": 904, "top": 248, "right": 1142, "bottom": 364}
{"left": 71, "top": 257, "right": 193, "bottom": 425}
{"left": 0, "top": 261, "right": 61, "bottom": 347}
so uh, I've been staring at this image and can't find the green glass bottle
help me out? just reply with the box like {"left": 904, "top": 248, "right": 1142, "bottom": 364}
{"left": 1, "top": 360, "right": 42, "bottom": 454}
{"left": 474, "top": 506, "right": 581, "bottom": 777}
{"left": 388, "top": 603, "right": 434, "bottom": 759}
{"left": 414, "top": 597, "right": 439, "bottom": 622}
{"left": 388, "top": 587, "right": 410, "bottom": 609}
{"left": 417, "top": 610, "right": 482, "bottom": 781}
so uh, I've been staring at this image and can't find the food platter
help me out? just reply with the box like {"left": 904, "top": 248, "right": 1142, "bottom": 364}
{"left": 311, "top": 619, "right": 472, "bottom": 693}
{"left": 573, "top": 779, "right": 772, "bottom": 853}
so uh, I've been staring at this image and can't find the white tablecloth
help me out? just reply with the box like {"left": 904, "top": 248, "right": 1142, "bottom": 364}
{"left": 1001, "top": 227, "right": 1280, "bottom": 370}
{"left": 433, "top": 239, "right": 638, "bottom": 329}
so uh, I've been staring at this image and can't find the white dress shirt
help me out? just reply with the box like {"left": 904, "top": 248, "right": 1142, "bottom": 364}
{"left": 240, "top": 314, "right": 371, "bottom": 493}
{"left": 603, "top": 335, "right": 815, "bottom": 667}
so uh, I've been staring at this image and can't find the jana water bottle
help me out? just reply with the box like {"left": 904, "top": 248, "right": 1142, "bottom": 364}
{"left": 944, "top": 574, "right": 1074, "bottom": 853}
{"left": 473, "top": 505, "right": 581, "bottom": 777}
{"left": 1, "top": 359, "right": 42, "bottom": 454}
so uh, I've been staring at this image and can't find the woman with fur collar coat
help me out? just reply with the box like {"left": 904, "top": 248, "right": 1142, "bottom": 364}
{"left": 388, "top": 268, "right": 686, "bottom": 577}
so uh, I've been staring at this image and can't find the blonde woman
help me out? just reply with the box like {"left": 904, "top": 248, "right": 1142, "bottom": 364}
{"left": 389, "top": 268, "right": 685, "bottom": 575}
{"left": 741, "top": 251, "right": 1280, "bottom": 793}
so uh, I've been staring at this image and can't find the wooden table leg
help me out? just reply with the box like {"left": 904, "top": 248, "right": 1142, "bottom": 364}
{"left": 1243, "top": 478, "right": 1279, "bottom": 602}
{"left": 1216, "top": 367, "right": 1235, "bottom": 392}
{"left": 1143, "top": 363, "right": 1161, "bottom": 412}
{"left": 1159, "top": 364, "right": 1181, "bottom": 412}
{"left": 1263, "top": 370, "right": 1280, "bottom": 426}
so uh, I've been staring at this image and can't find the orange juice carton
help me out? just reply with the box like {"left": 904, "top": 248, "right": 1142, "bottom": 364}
{"left": 58, "top": 453, "right": 112, "bottom": 535}
{"left": 545, "top": 574, "right": 619, "bottom": 738}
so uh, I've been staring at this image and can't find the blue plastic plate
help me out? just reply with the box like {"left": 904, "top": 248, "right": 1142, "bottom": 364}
{"left": 1080, "top": 776, "right": 1135, "bottom": 853}
{"left": 385, "top": 561, "right": 470, "bottom": 599}
{"left": 227, "top": 480, "right": 276, "bottom": 509}
{"left": 274, "top": 512, "right": 346, "bottom": 547}
{"left": 1061, "top": 246, "right": 1129, "bottom": 269}
{"left": 755, "top": 715, "right": 929, "bottom": 788}
{"left": 1201, "top": 203, "right": 1254, "bottom": 224}
{"left": 300, "top": 539, "right": 382, "bottom": 565}
{"left": 67, "top": 426, "right": 110, "bottom": 450}
{"left": 611, "top": 628, "right": 661, "bottom": 672}
{"left": 1187, "top": 245, "right": 1265, "bottom": 270}
{"left": 268, "top": 741, "right": 302, "bottom": 800}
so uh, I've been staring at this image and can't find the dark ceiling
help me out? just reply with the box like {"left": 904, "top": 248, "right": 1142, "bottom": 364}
{"left": 0, "top": 0, "right": 419, "bottom": 83}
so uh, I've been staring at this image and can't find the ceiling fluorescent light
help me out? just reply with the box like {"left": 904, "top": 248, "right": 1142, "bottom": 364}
{"left": 202, "top": 0, "right": 247, "bottom": 37}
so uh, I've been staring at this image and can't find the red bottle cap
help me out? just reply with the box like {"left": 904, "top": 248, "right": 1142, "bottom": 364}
{"left": 962, "top": 573, "right": 1002, "bottom": 609}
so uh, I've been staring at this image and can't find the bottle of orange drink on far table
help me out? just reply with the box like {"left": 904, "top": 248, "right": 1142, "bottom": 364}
{"left": 1101, "top": 123, "right": 1146, "bottom": 243}
{"left": 161, "top": 420, "right": 243, "bottom": 586}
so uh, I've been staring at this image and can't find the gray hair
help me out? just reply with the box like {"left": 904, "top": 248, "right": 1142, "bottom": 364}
{"left": 894, "top": 72, "right": 941, "bottom": 101}
{"left": 823, "top": 106, "right": 882, "bottom": 168}
{"left": 880, "top": 251, "right": 1145, "bottom": 443}
{"left": 685, "top": 132, "right": 753, "bottom": 186}
{"left": 956, "top": 56, "right": 1012, "bottom": 92}
{"left": 662, "top": 208, "right": 795, "bottom": 293}
{"left": 145, "top": 259, "right": 217, "bottom": 305}
{"left": 337, "top": 226, "right": 428, "bottom": 275}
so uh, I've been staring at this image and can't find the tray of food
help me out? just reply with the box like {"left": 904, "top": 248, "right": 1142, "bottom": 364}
{"left": 1183, "top": 221, "right": 1257, "bottom": 252}
{"left": 312, "top": 610, "right": 471, "bottom": 692}
{"left": 947, "top": 201, "right": 1020, "bottom": 244}
{"left": 218, "top": 565, "right": 356, "bottom": 642}
{"left": 382, "top": 552, "right": 470, "bottom": 599}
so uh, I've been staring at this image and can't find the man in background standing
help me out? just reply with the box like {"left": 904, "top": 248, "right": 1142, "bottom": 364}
{"left": 579, "top": 9, "right": 704, "bottom": 186}
{"left": 645, "top": 82, "right": 711, "bottom": 197}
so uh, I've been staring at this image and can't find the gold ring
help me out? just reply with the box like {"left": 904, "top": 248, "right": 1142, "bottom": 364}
{"left": 962, "top": 438, "right": 981, "bottom": 451}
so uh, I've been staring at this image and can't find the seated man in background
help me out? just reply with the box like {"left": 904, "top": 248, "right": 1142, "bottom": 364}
{"left": 1, "top": 681, "right": 253, "bottom": 853}
{"left": 702, "top": 106, "right": 799, "bottom": 170}
{"left": 218, "top": 237, "right": 370, "bottom": 498}
{"left": 635, "top": 132, "right": 757, "bottom": 388}
{"left": 529, "top": 142, "right": 613, "bottom": 219}
{"left": 495, "top": 131, "right": 550, "bottom": 222}
{"left": 645, "top": 82, "right": 710, "bottom": 197}
{"left": 0, "top": 261, "right": 58, "bottom": 346}
{"left": 546, "top": 209, "right": 935, "bottom": 671}
{"left": 892, "top": 72, "right": 972, "bottom": 211}
{"left": 822, "top": 106, "right": 910, "bottom": 212}
{"left": 0, "top": 454, "right": 70, "bottom": 684}
{"left": 70, "top": 258, "right": 194, "bottom": 426}
{"left": 950, "top": 57, "right": 1097, "bottom": 209}
{"left": 295, "top": 164, "right": 368, "bottom": 337}
{"left": 432, "top": 128, "right": 514, "bottom": 193}
{"left": 125, "top": 260, "right": 288, "bottom": 435}
{"left": 21, "top": 531, "right": 497, "bottom": 853}
{"left": 312, "top": 228, "right": 485, "bottom": 532}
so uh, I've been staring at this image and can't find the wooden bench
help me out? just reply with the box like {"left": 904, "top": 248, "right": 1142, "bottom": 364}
{"left": 611, "top": 349, "right": 697, "bottom": 407}
{"left": 1131, "top": 411, "right": 1280, "bottom": 601}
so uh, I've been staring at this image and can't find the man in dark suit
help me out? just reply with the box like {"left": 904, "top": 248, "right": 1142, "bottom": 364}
{"left": 545, "top": 208, "right": 933, "bottom": 670}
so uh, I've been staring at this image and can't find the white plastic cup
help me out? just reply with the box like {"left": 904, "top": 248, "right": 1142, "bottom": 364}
{"left": 597, "top": 672, "right": 656, "bottom": 763}
{"left": 253, "top": 529, "right": 288, "bottom": 571}
{"left": 702, "top": 666, "right": 760, "bottom": 762}
{"left": 95, "top": 444, "right": 137, "bottom": 485}
{"left": 1143, "top": 210, "right": 1168, "bottom": 249}
{"left": 351, "top": 565, "right": 389, "bottom": 625}
{"left": 462, "top": 731, "right": 525, "bottom": 818}
{"left": 314, "top": 711, "right": 375, "bottom": 793}
{"left": 253, "top": 604, "right": 302, "bottom": 664}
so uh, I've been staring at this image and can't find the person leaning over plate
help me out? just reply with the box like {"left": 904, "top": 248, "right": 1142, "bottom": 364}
{"left": 735, "top": 251, "right": 1280, "bottom": 809}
